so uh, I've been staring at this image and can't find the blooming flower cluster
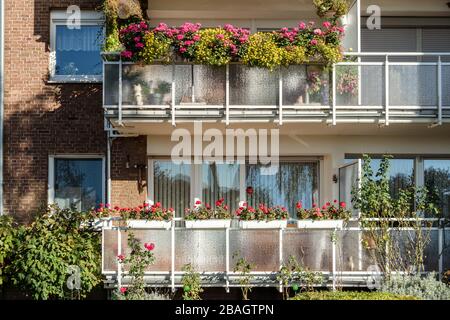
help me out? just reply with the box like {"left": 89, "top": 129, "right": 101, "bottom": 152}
{"left": 90, "top": 202, "right": 174, "bottom": 221}
{"left": 336, "top": 68, "right": 359, "bottom": 96}
{"left": 116, "top": 20, "right": 345, "bottom": 67}
{"left": 236, "top": 202, "right": 289, "bottom": 221}
{"left": 184, "top": 199, "right": 231, "bottom": 220}
{"left": 296, "top": 200, "right": 351, "bottom": 220}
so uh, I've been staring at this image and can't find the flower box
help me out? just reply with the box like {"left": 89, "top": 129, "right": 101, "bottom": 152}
{"left": 239, "top": 220, "right": 288, "bottom": 229}
{"left": 185, "top": 220, "right": 231, "bottom": 229}
{"left": 126, "top": 219, "right": 172, "bottom": 230}
{"left": 296, "top": 220, "right": 344, "bottom": 229}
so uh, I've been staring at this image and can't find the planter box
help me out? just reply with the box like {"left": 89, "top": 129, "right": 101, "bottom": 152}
{"left": 126, "top": 219, "right": 172, "bottom": 230}
{"left": 296, "top": 220, "right": 344, "bottom": 229}
{"left": 239, "top": 220, "right": 288, "bottom": 229}
{"left": 185, "top": 220, "right": 231, "bottom": 229}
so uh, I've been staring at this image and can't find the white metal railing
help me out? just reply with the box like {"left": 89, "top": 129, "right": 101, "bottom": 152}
{"left": 100, "top": 216, "right": 448, "bottom": 292}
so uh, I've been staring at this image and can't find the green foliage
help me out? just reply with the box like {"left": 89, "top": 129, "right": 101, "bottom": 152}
{"left": 193, "top": 28, "right": 234, "bottom": 66}
{"left": 277, "top": 256, "right": 324, "bottom": 300}
{"left": 313, "top": 0, "right": 349, "bottom": 19}
{"left": 281, "top": 46, "right": 307, "bottom": 66}
{"left": 292, "top": 290, "right": 418, "bottom": 300}
{"left": 381, "top": 273, "right": 450, "bottom": 300}
{"left": 181, "top": 263, "right": 203, "bottom": 300}
{"left": 117, "top": 233, "right": 156, "bottom": 300}
{"left": 0, "top": 215, "right": 19, "bottom": 287}
{"left": 233, "top": 252, "right": 255, "bottom": 300}
{"left": 241, "top": 33, "right": 284, "bottom": 71}
{"left": 139, "top": 31, "right": 172, "bottom": 64}
{"left": 9, "top": 206, "right": 101, "bottom": 300}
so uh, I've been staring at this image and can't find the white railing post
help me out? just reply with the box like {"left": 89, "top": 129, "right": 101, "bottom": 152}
{"left": 118, "top": 59, "right": 123, "bottom": 126}
{"left": 332, "top": 64, "right": 337, "bottom": 125}
{"left": 226, "top": 64, "right": 230, "bottom": 126}
{"left": 384, "top": 55, "right": 390, "bottom": 126}
{"left": 438, "top": 221, "right": 443, "bottom": 280}
{"left": 117, "top": 228, "right": 122, "bottom": 289}
{"left": 279, "top": 228, "right": 283, "bottom": 293}
{"left": 332, "top": 229, "right": 337, "bottom": 291}
{"left": 437, "top": 56, "right": 443, "bottom": 126}
{"left": 225, "top": 227, "right": 230, "bottom": 293}
{"left": 278, "top": 68, "right": 283, "bottom": 126}
{"left": 171, "top": 219, "right": 176, "bottom": 292}
{"left": 171, "top": 63, "right": 176, "bottom": 127}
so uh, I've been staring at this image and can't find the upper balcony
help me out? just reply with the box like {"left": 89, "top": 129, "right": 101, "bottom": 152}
{"left": 103, "top": 52, "right": 450, "bottom": 130}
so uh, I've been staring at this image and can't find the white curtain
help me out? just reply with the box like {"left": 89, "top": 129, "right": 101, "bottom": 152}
{"left": 56, "top": 25, "right": 101, "bottom": 52}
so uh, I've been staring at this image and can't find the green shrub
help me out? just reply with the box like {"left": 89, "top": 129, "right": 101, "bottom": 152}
{"left": 292, "top": 291, "right": 418, "bottom": 300}
{"left": 380, "top": 273, "right": 450, "bottom": 300}
{"left": 9, "top": 206, "right": 102, "bottom": 300}
{"left": 0, "top": 215, "right": 19, "bottom": 287}
{"left": 241, "top": 33, "right": 283, "bottom": 71}
{"left": 181, "top": 263, "right": 203, "bottom": 300}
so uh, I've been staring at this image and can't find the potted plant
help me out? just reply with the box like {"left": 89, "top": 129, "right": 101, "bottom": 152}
{"left": 237, "top": 202, "right": 289, "bottom": 229}
{"left": 148, "top": 80, "right": 171, "bottom": 105}
{"left": 184, "top": 198, "right": 232, "bottom": 229}
{"left": 120, "top": 202, "right": 174, "bottom": 229}
{"left": 313, "top": 0, "right": 349, "bottom": 20}
{"left": 296, "top": 200, "right": 350, "bottom": 229}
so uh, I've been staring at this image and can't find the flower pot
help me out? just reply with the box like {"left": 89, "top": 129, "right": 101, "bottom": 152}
{"left": 126, "top": 219, "right": 172, "bottom": 230}
{"left": 148, "top": 93, "right": 163, "bottom": 105}
{"left": 239, "top": 220, "right": 288, "bottom": 229}
{"left": 185, "top": 220, "right": 231, "bottom": 229}
{"left": 297, "top": 219, "right": 344, "bottom": 229}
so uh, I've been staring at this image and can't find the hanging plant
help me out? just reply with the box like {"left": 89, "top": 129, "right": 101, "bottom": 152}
{"left": 313, "top": 0, "right": 349, "bottom": 20}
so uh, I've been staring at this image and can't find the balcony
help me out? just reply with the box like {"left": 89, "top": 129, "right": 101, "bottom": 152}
{"left": 103, "top": 52, "right": 450, "bottom": 130}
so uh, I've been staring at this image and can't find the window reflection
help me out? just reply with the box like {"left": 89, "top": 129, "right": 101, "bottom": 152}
{"left": 425, "top": 160, "right": 450, "bottom": 218}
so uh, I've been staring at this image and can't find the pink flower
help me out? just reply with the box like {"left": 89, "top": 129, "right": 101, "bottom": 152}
{"left": 135, "top": 42, "right": 144, "bottom": 49}
{"left": 322, "top": 21, "right": 332, "bottom": 29}
{"left": 120, "top": 287, "right": 127, "bottom": 294}
{"left": 177, "top": 34, "right": 184, "bottom": 41}
{"left": 313, "top": 29, "right": 323, "bottom": 36}
{"left": 121, "top": 51, "right": 133, "bottom": 59}
{"left": 310, "top": 39, "right": 318, "bottom": 46}
{"left": 144, "top": 243, "right": 155, "bottom": 251}
{"left": 298, "top": 22, "right": 306, "bottom": 30}
{"left": 192, "top": 34, "right": 201, "bottom": 41}
{"left": 296, "top": 202, "right": 303, "bottom": 209}
{"left": 216, "top": 34, "right": 225, "bottom": 40}
{"left": 340, "top": 202, "right": 347, "bottom": 208}
{"left": 179, "top": 47, "right": 187, "bottom": 53}
{"left": 117, "top": 254, "right": 125, "bottom": 262}
{"left": 134, "top": 36, "right": 141, "bottom": 42}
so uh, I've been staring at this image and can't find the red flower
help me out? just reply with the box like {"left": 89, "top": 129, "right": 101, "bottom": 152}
{"left": 246, "top": 186, "right": 254, "bottom": 195}
{"left": 312, "top": 203, "right": 317, "bottom": 208}
{"left": 334, "top": 200, "right": 338, "bottom": 203}
{"left": 120, "top": 287, "right": 127, "bottom": 294}
{"left": 322, "top": 205, "right": 327, "bottom": 210}
{"left": 195, "top": 200, "right": 202, "bottom": 205}
{"left": 206, "top": 204, "right": 211, "bottom": 210}
{"left": 99, "top": 203, "right": 104, "bottom": 208}
{"left": 144, "top": 243, "right": 155, "bottom": 251}
{"left": 296, "top": 202, "right": 303, "bottom": 209}
{"left": 215, "top": 200, "right": 221, "bottom": 206}
{"left": 340, "top": 202, "right": 346, "bottom": 208}
{"left": 224, "top": 205, "right": 229, "bottom": 210}
{"left": 326, "top": 202, "right": 331, "bottom": 207}
{"left": 114, "top": 206, "right": 121, "bottom": 211}
{"left": 117, "top": 254, "right": 125, "bottom": 262}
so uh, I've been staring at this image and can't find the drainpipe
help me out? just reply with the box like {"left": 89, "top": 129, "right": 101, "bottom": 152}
{"left": 0, "top": 0, "right": 5, "bottom": 215}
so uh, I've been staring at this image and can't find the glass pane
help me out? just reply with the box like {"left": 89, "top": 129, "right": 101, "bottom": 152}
{"left": 54, "top": 158, "right": 103, "bottom": 211}
{"left": 370, "top": 159, "right": 414, "bottom": 198}
{"left": 246, "top": 162, "right": 319, "bottom": 217}
{"left": 153, "top": 161, "right": 190, "bottom": 217}
{"left": 443, "top": 66, "right": 450, "bottom": 107}
{"left": 425, "top": 160, "right": 450, "bottom": 218}
{"left": 339, "top": 162, "right": 360, "bottom": 217}
{"left": 104, "top": 64, "right": 119, "bottom": 105}
{"left": 201, "top": 162, "right": 240, "bottom": 212}
{"left": 55, "top": 25, "right": 102, "bottom": 76}
{"left": 229, "top": 65, "right": 278, "bottom": 105}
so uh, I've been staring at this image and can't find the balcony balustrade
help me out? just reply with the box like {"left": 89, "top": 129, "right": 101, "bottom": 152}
{"left": 103, "top": 53, "right": 450, "bottom": 129}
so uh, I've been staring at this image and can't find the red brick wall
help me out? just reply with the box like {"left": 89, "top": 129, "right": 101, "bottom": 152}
{"left": 3, "top": 1, "right": 145, "bottom": 222}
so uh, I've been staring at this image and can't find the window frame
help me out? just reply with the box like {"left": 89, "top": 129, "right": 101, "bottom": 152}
{"left": 49, "top": 10, "right": 104, "bottom": 83}
{"left": 48, "top": 154, "right": 106, "bottom": 209}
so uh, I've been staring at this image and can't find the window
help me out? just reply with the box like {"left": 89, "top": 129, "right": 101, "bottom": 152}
{"left": 425, "top": 160, "right": 450, "bottom": 218}
{"left": 50, "top": 11, "right": 104, "bottom": 82}
{"left": 49, "top": 156, "right": 105, "bottom": 211}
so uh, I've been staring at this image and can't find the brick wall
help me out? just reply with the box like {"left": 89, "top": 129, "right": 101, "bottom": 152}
{"left": 3, "top": 1, "right": 145, "bottom": 222}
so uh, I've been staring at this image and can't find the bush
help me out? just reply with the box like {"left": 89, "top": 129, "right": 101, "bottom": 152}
{"left": 292, "top": 291, "right": 418, "bottom": 300}
{"left": 241, "top": 33, "right": 284, "bottom": 71}
{"left": 0, "top": 215, "right": 19, "bottom": 287}
{"left": 139, "top": 31, "right": 172, "bottom": 64}
{"left": 380, "top": 273, "right": 450, "bottom": 300}
{"left": 9, "top": 206, "right": 102, "bottom": 300}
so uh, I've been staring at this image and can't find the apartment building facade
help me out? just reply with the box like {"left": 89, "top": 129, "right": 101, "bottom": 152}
{"left": 2, "top": 0, "right": 450, "bottom": 289}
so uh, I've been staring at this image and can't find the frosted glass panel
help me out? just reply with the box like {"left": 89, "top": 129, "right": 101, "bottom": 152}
{"left": 335, "top": 65, "right": 359, "bottom": 106}
{"left": 246, "top": 162, "right": 319, "bottom": 217}
{"left": 153, "top": 161, "right": 190, "bottom": 217}
{"left": 341, "top": 0, "right": 359, "bottom": 52}
{"left": 202, "top": 162, "right": 240, "bottom": 212}
{"left": 282, "top": 66, "right": 329, "bottom": 106}
{"left": 230, "top": 230, "right": 279, "bottom": 272}
{"left": 175, "top": 65, "right": 225, "bottom": 105}
{"left": 425, "top": 160, "right": 450, "bottom": 218}
{"left": 122, "top": 64, "right": 172, "bottom": 105}
{"left": 104, "top": 64, "right": 119, "bottom": 105}
{"left": 444, "top": 230, "right": 450, "bottom": 271}
{"left": 283, "top": 230, "right": 332, "bottom": 272}
{"left": 175, "top": 230, "right": 226, "bottom": 272}
{"left": 389, "top": 65, "right": 437, "bottom": 106}
{"left": 443, "top": 66, "right": 450, "bottom": 106}
{"left": 336, "top": 230, "right": 374, "bottom": 272}
{"left": 229, "top": 65, "right": 278, "bottom": 105}
{"left": 339, "top": 162, "right": 360, "bottom": 217}
{"left": 103, "top": 229, "right": 119, "bottom": 272}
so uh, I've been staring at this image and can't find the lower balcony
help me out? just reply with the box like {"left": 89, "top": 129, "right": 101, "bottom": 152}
{"left": 103, "top": 53, "right": 450, "bottom": 130}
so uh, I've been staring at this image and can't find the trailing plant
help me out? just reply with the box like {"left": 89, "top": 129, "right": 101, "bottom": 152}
{"left": 233, "top": 252, "right": 255, "bottom": 300}
{"left": 91, "top": 202, "right": 174, "bottom": 221}
{"left": 0, "top": 215, "right": 18, "bottom": 288}
{"left": 380, "top": 272, "right": 450, "bottom": 300}
{"left": 313, "top": 0, "right": 349, "bottom": 20}
{"left": 296, "top": 200, "right": 351, "bottom": 220}
{"left": 292, "top": 290, "right": 417, "bottom": 300}
{"left": 117, "top": 232, "right": 155, "bottom": 300}
{"left": 181, "top": 263, "right": 203, "bottom": 300}
{"left": 277, "top": 255, "right": 324, "bottom": 300}
{"left": 185, "top": 199, "right": 231, "bottom": 220}
{"left": 9, "top": 206, "right": 101, "bottom": 300}
{"left": 236, "top": 203, "right": 289, "bottom": 221}
{"left": 352, "top": 155, "right": 439, "bottom": 274}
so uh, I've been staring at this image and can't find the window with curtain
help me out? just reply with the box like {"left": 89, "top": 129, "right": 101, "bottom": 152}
{"left": 54, "top": 158, "right": 103, "bottom": 211}
{"left": 201, "top": 162, "right": 241, "bottom": 212}
{"left": 425, "top": 160, "right": 450, "bottom": 218}
{"left": 54, "top": 24, "right": 103, "bottom": 77}
{"left": 153, "top": 161, "right": 191, "bottom": 217}
{"left": 245, "top": 162, "right": 319, "bottom": 217}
